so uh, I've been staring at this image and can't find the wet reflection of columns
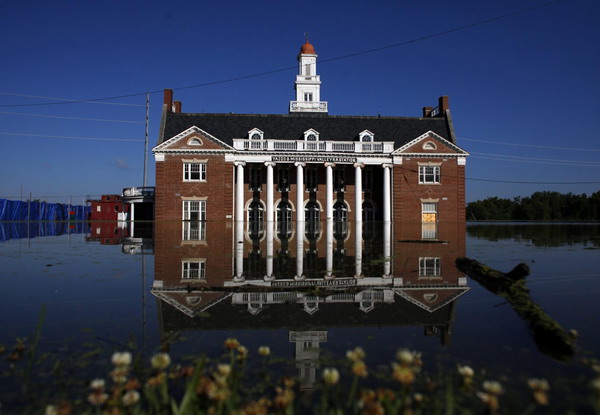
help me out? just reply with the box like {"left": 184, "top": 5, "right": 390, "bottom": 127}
{"left": 265, "top": 162, "right": 275, "bottom": 222}
{"left": 354, "top": 222, "right": 363, "bottom": 278}
{"left": 234, "top": 162, "right": 245, "bottom": 222}
{"left": 383, "top": 221, "right": 391, "bottom": 278}
{"left": 383, "top": 164, "right": 392, "bottom": 222}
{"left": 325, "top": 162, "right": 334, "bottom": 221}
{"left": 295, "top": 220, "right": 304, "bottom": 280}
{"left": 264, "top": 220, "right": 274, "bottom": 281}
{"left": 325, "top": 220, "right": 334, "bottom": 279}
{"left": 295, "top": 162, "right": 305, "bottom": 221}
{"left": 234, "top": 219, "right": 245, "bottom": 282}
{"left": 354, "top": 163, "right": 363, "bottom": 223}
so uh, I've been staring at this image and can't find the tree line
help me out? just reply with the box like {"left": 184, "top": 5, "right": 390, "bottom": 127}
{"left": 466, "top": 191, "right": 600, "bottom": 221}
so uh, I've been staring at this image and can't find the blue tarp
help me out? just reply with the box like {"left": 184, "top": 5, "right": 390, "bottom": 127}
{"left": 0, "top": 199, "right": 90, "bottom": 221}
{"left": 0, "top": 221, "right": 90, "bottom": 242}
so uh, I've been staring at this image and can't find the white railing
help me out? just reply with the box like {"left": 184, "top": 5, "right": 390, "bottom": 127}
{"left": 233, "top": 139, "right": 394, "bottom": 153}
{"left": 122, "top": 187, "right": 155, "bottom": 197}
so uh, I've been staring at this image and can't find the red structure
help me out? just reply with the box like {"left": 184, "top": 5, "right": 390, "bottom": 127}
{"left": 87, "top": 194, "right": 129, "bottom": 221}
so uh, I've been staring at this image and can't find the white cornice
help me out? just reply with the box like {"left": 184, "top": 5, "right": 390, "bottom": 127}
{"left": 392, "top": 130, "right": 469, "bottom": 156}
{"left": 152, "top": 126, "right": 234, "bottom": 153}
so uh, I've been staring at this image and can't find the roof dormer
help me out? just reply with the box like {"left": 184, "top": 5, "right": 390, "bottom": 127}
{"left": 248, "top": 128, "right": 264, "bottom": 140}
{"left": 303, "top": 129, "right": 320, "bottom": 141}
{"left": 359, "top": 130, "right": 375, "bottom": 142}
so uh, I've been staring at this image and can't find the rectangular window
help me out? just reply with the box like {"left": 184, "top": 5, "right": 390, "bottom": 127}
{"left": 96, "top": 206, "right": 101, "bottom": 212}
{"left": 249, "top": 166, "right": 262, "bottom": 191}
{"left": 421, "top": 202, "right": 437, "bottom": 239}
{"left": 183, "top": 200, "right": 206, "bottom": 221}
{"left": 182, "top": 221, "right": 206, "bottom": 241}
{"left": 182, "top": 260, "right": 206, "bottom": 280}
{"left": 419, "top": 165, "right": 440, "bottom": 184}
{"left": 419, "top": 257, "right": 441, "bottom": 277}
{"left": 183, "top": 163, "right": 207, "bottom": 181}
{"left": 277, "top": 167, "right": 289, "bottom": 192}
{"left": 304, "top": 92, "right": 313, "bottom": 102}
{"left": 334, "top": 167, "right": 345, "bottom": 192}
{"left": 305, "top": 168, "right": 318, "bottom": 192}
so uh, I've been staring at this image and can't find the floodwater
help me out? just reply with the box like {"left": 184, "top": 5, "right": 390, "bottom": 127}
{"left": 0, "top": 221, "right": 599, "bottom": 410}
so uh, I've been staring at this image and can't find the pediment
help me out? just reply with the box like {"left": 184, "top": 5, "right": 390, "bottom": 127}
{"left": 393, "top": 131, "right": 468, "bottom": 156}
{"left": 394, "top": 287, "right": 469, "bottom": 312}
{"left": 153, "top": 126, "right": 234, "bottom": 152}
{"left": 151, "top": 289, "right": 231, "bottom": 317}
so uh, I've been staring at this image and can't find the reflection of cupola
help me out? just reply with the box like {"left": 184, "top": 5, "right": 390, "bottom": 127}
{"left": 289, "top": 37, "right": 328, "bottom": 114}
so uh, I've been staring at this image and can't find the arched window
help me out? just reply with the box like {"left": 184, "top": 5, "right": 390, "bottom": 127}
{"left": 333, "top": 201, "right": 348, "bottom": 222}
{"left": 247, "top": 201, "right": 264, "bottom": 239}
{"left": 276, "top": 201, "right": 292, "bottom": 238}
{"left": 333, "top": 201, "right": 348, "bottom": 239}
{"left": 305, "top": 201, "right": 320, "bottom": 222}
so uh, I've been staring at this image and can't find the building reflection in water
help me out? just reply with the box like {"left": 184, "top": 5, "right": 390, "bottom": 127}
{"left": 151, "top": 219, "right": 467, "bottom": 389}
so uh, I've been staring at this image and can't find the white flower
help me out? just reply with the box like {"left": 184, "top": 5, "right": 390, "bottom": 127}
{"left": 151, "top": 353, "right": 171, "bottom": 370}
{"left": 122, "top": 390, "right": 141, "bottom": 406}
{"left": 90, "top": 378, "right": 105, "bottom": 390}
{"left": 111, "top": 351, "right": 132, "bottom": 367}
{"left": 322, "top": 368, "right": 340, "bottom": 386}
{"left": 258, "top": 346, "right": 271, "bottom": 356}
{"left": 458, "top": 365, "right": 474, "bottom": 377}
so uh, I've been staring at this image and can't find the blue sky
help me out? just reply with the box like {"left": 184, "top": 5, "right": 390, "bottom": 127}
{"left": 1, "top": 0, "right": 598, "bottom": 204}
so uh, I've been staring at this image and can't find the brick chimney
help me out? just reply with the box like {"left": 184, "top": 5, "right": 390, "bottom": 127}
{"left": 438, "top": 96, "right": 449, "bottom": 113}
{"left": 422, "top": 106, "right": 433, "bottom": 117}
{"left": 173, "top": 101, "right": 182, "bottom": 113}
{"left": 164, "top": 89, "right": 173, "bottom": 113}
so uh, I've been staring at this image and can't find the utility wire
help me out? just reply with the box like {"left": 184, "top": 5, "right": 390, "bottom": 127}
{"left": 0, "top": 0, "right": 565, "bottom": 108}
{"left": 470, "top": 152, "right": 600, "bottom": 165}
{"left": 0, "top": 92, "right": 145, "bottom": 107}
{"left": 460, "top": 137, "right": 600, "bottom": 152}
{"left": 470, "top": 155, "right": 600, "bottom": 168}
{"left": 0, "top": 132, "right": 144, "bottom": 142}
{"left": 0, "top": 110, "right": 145, "bottom": 124}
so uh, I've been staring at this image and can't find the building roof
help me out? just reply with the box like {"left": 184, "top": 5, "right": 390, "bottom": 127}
{"left": 161, "top": 112, "right": 453, "bottom": 148}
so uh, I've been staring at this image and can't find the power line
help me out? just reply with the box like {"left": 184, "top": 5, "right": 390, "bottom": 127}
{"left": 0, "top": 92, "right": 145, "bottom": 107}
{"left": 0, "top": 110, "right": 145, "bottom": 124}
{"left": 466, "top": 177, "right": 600, "bottom": 185}
{"left": 470, "top": 155, "right": 600, "bottom": 168}
{"left": 0, "top": 132, "right": 144, "bottom": 142}
{"left": 0, "top": 0, "right": 565, "bottom": 108}
{"left": 460, "top": 137, "right": 600, "bottom": 152}
{"left": 470, "top": 152, "right": 600, "bottom": 166}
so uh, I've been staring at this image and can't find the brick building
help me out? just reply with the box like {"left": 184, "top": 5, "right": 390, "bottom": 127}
{"left": 153, "top": 39, "right": 468, "bottom": 242}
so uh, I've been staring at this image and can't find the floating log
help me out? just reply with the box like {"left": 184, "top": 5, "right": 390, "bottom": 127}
{"left": 455, "top": 257, "right": 577, "bottom": 361}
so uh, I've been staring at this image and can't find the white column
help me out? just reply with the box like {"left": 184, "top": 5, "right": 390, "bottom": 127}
{"left": 295, "top": 221, "right": 304, "bottom": 280}
{"left": 383, "top": 221, "right": 392, "bottom": 278}
{"left": 265, "top": 220, "right": 274, "bottom": 281}
{"left": 131, "top": 203, "right": 135, "bottom": 221}
{"left": 295, "top": 162, "right": 305, "bottom": 222}
{"left": 383, "top": 164, "right": 392, "bottom": 222}
{"left": 354, "top": 163, "right": 363, "bottom": 222}
{"left": 234, "top": 219, "right": 244, "bottom": 282}
{"left": 354, "top": 221, "right": 363, "bottom": 279}
{"left": 235, "top": 162, "right": 245, "bottom": 222}
{"left": 265, "top": 162, "right": 275, "bottom": 222}
{"left": 325, "top": 162, "right": 334, "bottom": 221}
{"left": 325, "top": 220, "right": 334, "bottom": 279}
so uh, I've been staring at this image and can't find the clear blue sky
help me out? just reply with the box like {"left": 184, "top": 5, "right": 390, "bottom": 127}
{"left": 1, "top": 0, "right": 598, "bottom": 204}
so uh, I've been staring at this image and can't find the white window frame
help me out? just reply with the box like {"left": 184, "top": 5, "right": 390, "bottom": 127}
{"left": 419, "top": 165, "right": 440, "bottom": 184}
{"left": 183, "top": 162, "right": 207, "bottom": 182}
{"left": 419, "top": 257, "right": 441, "bottom": 277}
{"left": 182, "top": 221, "right": 207, "bottom": 242}
{"left": 183, "top": 200, "right": 206, "bottom": 221}
{"left": 182, "top": 259, "right": 206, "bottom": 280}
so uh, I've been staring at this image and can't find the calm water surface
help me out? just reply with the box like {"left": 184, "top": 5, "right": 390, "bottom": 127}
{"left": 0, "top": 221, "right": 599, "bottom": 409}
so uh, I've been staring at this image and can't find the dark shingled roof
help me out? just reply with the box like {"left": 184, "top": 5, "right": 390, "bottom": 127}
{"left": 162, "top": 112, "right": 453, "bottom": 148}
